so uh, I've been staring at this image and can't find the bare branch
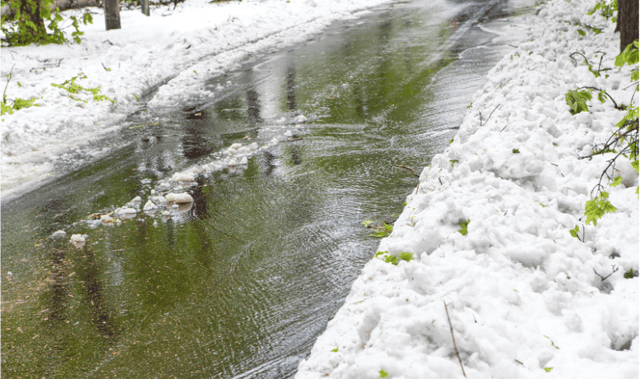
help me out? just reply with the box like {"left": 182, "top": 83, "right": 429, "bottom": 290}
{"left": 444, "top": 300, "right": 467, "bottom": 378}
{"left": 396, "top": 164, "right": 419, "bottom": 177}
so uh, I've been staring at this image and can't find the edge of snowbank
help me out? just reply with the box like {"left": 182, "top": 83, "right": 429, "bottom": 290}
{"left": 296, "top": 0, "right": 639, "bottom": 377}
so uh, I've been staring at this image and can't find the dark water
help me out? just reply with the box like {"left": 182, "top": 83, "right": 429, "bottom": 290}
{"left": 1, "top": 0, "right": 532, "bottom": 377}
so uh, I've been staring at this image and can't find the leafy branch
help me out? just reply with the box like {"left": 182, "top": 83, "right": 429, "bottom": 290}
{"left": 51, "top": 72, "right": 115, "bottom": 104}
{"left": 2, "top": 64, "right": 40, "bottom": 116}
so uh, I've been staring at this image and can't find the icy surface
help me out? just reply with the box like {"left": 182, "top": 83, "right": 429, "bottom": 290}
{"left": 0, "top": 0, "right": 394, "bottom": 198}
{"left": 296, "top": 0, "right": 639, "bottom": 377}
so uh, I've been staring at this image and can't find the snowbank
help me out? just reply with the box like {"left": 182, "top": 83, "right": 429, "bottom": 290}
{"left": 296, "top": 0, "right": 639, "bottom": 377}
{"left": 0, "top": 0, "right": 390, "bottom": 198}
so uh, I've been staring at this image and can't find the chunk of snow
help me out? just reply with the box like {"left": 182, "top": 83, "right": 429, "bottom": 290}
{"left": 50, "top": 230, "right": 66, "bottom": 239}
{"left": 165, "top": 192, "right": 194, "bottom": 203}
{"left": 171, "top": 172, "right": 195, "bottom": 182}
{"left": 143, "top": 200, "right": 157, "bottom": 211}
{"left": 100, "top": 215, "right": 114, "bottom": 224}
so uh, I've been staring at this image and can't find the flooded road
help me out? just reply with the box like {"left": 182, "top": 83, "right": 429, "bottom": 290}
{"left": 1, "top": 0, "right": 532, "bottom": 377}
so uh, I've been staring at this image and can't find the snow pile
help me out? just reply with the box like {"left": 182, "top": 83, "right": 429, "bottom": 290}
{"left": 296, "top": 0, "right": 639, "bottom": 377}
{"left": 0, "top": 0, "right": 391, "bottom": 198}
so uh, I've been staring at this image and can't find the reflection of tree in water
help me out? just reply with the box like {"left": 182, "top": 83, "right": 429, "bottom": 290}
{"left": 37, "top": 239, "right": 118, "bottom": 375}
{"left": 285, "top": 144, "right": 303, "bottom": 166}
{"left": 262, "top": 151, "right": 277, "bottom": 176}
{"left": 134, "top": 124, "right": 176, "bottom": 188}
{"left": 190, "top": 176, "right": 210, "bottom": 219}
{"left": 182, "top": 108, "right": 214, "bottom": 161}
{"left": 285, "top": 64, "right": 297, "bottom": 111}
{"left": 243, "top": 69, "right": 262, "bottom": 126}
{"left": 77, "top": 246, "right": 118, "bottom": 339}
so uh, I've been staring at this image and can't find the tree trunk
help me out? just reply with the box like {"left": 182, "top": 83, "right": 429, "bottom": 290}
{"left": 618, "top": 0, "right": 639, "bottom": 52}
{"left": 104, "top": 0, "right": 120, "bottom": 30}
{"left": 141, "top": 0, "right": 149, "bottom": 16}
{"left": 19, "top": 0, "right": 46, "bottom": 42}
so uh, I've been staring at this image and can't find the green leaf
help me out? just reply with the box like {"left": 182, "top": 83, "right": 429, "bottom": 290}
{"left": 399, "top": 252, "right": 414, "bottom": 263}
{"left": 585, "top": 192, "right": 617, "bottom": 226}
{"left": 331, "top": 347, "right": 338, "bottom": 352}
{"left": 458, "top": 219, "right": 470, "bottom": 236}
{"left": 569, "top": 225, "right": 580, "bottom": 239}
{"left": 610, "top": 176, "right": 623, "bottom": 187}
{"left": 1, "top": 102, "right": 14, "bottom": 116}
{"left": 565, "top": 89, "right": 592, "bottom": 115}
{"left": 375, "top": 251, "right": 386, "bottom": 257}
{"left": 379, "top": 369, "right": 389, "bottom": 378}
{"left": 597, "top": 91, "right": 607, "bottom": 103}
{"left": 624, "top": 269, "right": 637, "bottom": 279}
{"left": 577, "top": 29, "right": 585, "bottom": 36}
{"left": 384, "top": 255, "right": 399, "bottom": 265}
{"left": 544, "top": 367, "right": 553, "bottom": 373}
{"left": 512, "top": 148, "right": 520, "bottom": 154}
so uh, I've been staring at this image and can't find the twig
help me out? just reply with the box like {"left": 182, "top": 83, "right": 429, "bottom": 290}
{"left": 444, "top": 300, "right": 467, "bottom": 378}
{"left": 569, "top": 52, "right": 590, "bottom": 67}
{"left": 396, "top": 164, "right": 419, "bottom": 177}
{"left": 3, "top": 64, "right": 15, "bottom": 103}
{"left": 578, "top": 86, "right": 621, "bottom": 109}
{"left": 593, "top": 265, "right": 619, "bottom": 281}
{"left": 285, "top": 137, "right": 303, "bottom": 142}
{"left": 484, "top": 104, "right": 500, "bottom": 125}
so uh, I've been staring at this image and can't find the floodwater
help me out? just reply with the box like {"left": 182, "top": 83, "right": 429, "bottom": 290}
{"left": 1, "top": 0, "right": 533, "bottom": 377}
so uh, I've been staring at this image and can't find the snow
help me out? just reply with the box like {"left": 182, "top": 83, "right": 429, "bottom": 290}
{"left": 295, "top": 0, "right": 639, "bottom": 377}
{"left": 165, "top": 192, "right": 193, "bottom": 203}
{"left": 1, "top": 0, "right": 393, "bottom": 199}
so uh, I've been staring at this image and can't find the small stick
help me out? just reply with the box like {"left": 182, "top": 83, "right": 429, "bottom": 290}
{"left": 3, "top": 64, "right": 15, "bottom": 103}
{"left": 484, "top": 104, "right": 500, "bottom": 125}
{"left": 396, "top": 164, "right": 419, "bottom": 177}
{"left": 285, "top": 137, "right": 303, "bottom": 142}
{"left": 444, "top": 300, "right": 467, "bottom": 378}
